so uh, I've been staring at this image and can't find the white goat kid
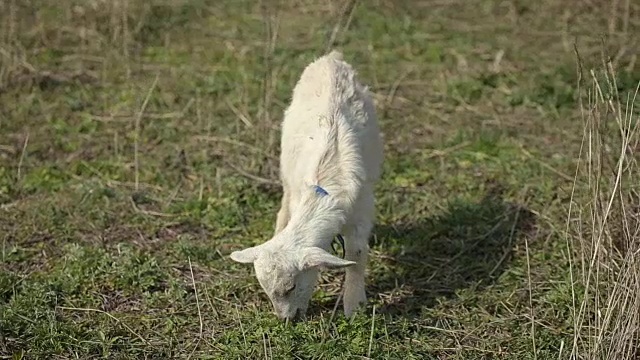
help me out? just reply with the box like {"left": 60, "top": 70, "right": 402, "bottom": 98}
{"left": 230, "top": 50, "right": 383, "bottom": 321}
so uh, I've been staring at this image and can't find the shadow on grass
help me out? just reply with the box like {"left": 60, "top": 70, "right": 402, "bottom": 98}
{"left": 370, "top": 184, "right": 536, "bottom": 316}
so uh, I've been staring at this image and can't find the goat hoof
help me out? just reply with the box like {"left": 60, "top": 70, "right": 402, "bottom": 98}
{"left": 343, "top": 289, "right": 367, "bottom": 317}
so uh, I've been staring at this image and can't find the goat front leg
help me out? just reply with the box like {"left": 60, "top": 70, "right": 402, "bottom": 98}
{"left": 274, "top": 189, "right": 291, "bottom": 235}
{"left": 342, "top": 218, "right": 372, "bottom": 317}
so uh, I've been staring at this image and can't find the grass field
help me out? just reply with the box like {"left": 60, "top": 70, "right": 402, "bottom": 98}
{"left": 1, "top": 0, "right": 639, "bottom": 358}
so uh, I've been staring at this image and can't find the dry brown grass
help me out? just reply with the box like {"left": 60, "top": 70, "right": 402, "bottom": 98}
{"left": 568, "top": 58, "right": 640, "bottom": 359}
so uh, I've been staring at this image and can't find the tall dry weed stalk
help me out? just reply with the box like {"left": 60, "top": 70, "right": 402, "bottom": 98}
{"left": 568, "top": 59, "right": 640, "bottom": 359}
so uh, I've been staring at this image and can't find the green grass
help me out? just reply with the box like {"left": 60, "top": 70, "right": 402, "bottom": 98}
{"left": 1, "top": 0, "right": 639, "bottom": 358}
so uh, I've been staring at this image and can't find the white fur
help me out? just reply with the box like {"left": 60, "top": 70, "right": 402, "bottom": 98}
{"left": 230, "top": 50, "right": 383, "bottom": 320}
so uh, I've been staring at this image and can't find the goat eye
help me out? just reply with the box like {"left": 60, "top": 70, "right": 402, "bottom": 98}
{"left": 284, "top": 284, "right": 296, "bottom": 295}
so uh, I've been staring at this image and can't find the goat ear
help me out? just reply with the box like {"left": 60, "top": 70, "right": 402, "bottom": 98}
{"left": 299, "top": 247, "right": 356, "bottom": 270}
{"left": 230, "top": 245, "right": 262, "bottom": 264}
